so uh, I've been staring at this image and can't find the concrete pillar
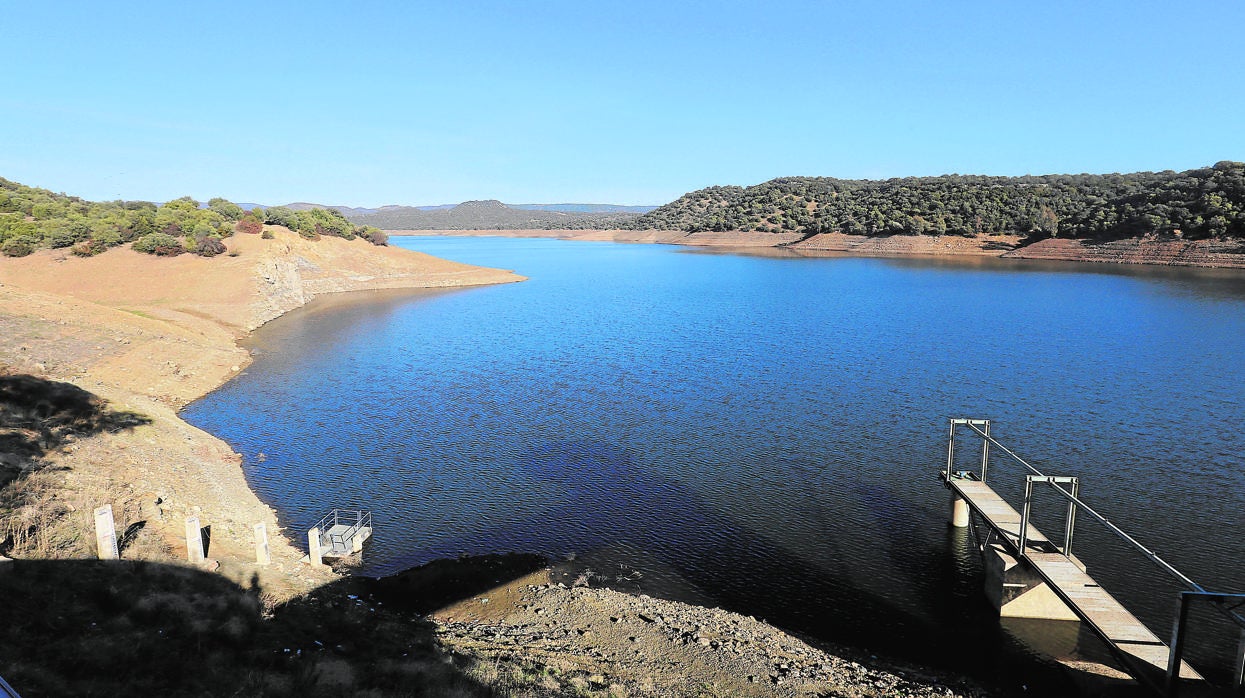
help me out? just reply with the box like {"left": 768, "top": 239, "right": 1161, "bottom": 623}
{"left": 950, "top": 493, "right": 970, "bottom": 528}
{"left": 94, "top": 504, "right": 118, "bottom": 560}
{"left": 308, "top": 527, "right": 324, "bottom": 568}
{"left": 1234, "top": 627, "right": 1245, "bottom": 688}
{"left": 984, "top": 543, "right": 1079, "bottom": 621}
{"left": 253, "top": 523, "right": 271, "bottom": 566}
{"left": 185, "top": 516, "right": 204, "bottom": 564}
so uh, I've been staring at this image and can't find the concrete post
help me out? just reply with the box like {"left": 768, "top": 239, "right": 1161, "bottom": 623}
{"left": 950, "top": 492, "right": 970, "bottom": 528}
{"left": 185, "top": 516, "right": 204, "bottom": 564}
{"left": 253, "top": 523, "right": 271, "bottom": 566}
{"left": 984, "top": 543, "right": 1079, "bottom": 621}
{"left": 1234, "top": 626, "right": 1245, "bottom": 688}
{"left": 308, "top": 527, "right": 324, "bottom": 567}
{"left": 94, "top": 504, "right": 118, "bottom": 560}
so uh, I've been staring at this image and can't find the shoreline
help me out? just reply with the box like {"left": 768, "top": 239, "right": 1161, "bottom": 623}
{"left": 0, "top": 228, "right": 1131, "bottom": 695}
{"left": 389, "top": 228, "right": 1245, "bottom": 269}
{"left": 0, "top": 227, "right": 524, "bottom": 599}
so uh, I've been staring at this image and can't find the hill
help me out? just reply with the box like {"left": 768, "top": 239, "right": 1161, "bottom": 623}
{"left": 347, "top": 199, "right": 644, "bottom": 230}
{"left": 0, "top": 178, "right": 389, "bottom": 258}
{"left": 633, "top": 162, "right": 1245, "bottom": 243}
{"left": 511, "top": 203, "right": 657, "bottom": 214}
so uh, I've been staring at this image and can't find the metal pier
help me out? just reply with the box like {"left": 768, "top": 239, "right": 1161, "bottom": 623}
{"left": 941, "top": 418, "right": 1245, "bottom": 696}
{"left": 311, "top": 509, "right": 372, "bottom": 558}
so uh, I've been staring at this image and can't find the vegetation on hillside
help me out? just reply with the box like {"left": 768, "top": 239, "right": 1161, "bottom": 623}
{"left": 0, "top": 177, "right": 388, "bottom": 258}
{"left": 633, "top": 162, "right": 1245, "bottom": 241}
{"left": 348, "top": 199, "right": 641, "bottom": 231}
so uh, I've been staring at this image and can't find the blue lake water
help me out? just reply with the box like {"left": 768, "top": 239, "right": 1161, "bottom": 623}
{"left": 183, "top": 236, "right": 1245, "bottom": 691}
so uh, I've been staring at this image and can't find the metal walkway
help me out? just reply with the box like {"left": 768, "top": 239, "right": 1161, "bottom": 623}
{"left": 945, "top": 474, "right": 1202, "bottom": 684}
{"left": 941, "top": 418, "right": 1245, "bottom": 697}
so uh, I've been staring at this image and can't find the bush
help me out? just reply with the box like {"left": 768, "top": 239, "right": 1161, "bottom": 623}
{"left": 132, "top": 232, "right": 185, "bottom": 256}
{"left": 91, "top": 228, "right": 124, "bottom": 249}
{"left": 235, "top": 214, "right": 263, "bottom": 235}
{"left": 2, "top": 235, "right": 39, "bottom": 257}
{"left": 359, "top": 226, "right": 388, "bottom": 246}
{"left": 45, "top": 222, "right": 91, "bottom": 249}
{"left": 193, "top": 236, "right": 227, "bottom": 257}
{"left": 263, "top": 205, "right": 296, "bottom": 228}
{"left": 71, "top": 240, "right": 103, "bottom": 257}
{"left": 260, "top": 229, "right": 274, "bottom": 240}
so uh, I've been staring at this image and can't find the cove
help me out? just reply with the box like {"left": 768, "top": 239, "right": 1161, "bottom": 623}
{"left": 183, "top": 236, "right": 1245, "bottom": 689}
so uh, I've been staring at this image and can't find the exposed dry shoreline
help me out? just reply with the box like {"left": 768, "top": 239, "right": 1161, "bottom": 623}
{"left": 393, "top": 228, "right": 1245, "bottom": 268}
{"left": 0, "top": 227, "right": 523, "bottom": 599}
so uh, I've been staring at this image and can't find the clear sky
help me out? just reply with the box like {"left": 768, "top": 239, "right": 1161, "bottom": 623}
{"left": 2, "top": 1, "right": 1243, "bottom": 207}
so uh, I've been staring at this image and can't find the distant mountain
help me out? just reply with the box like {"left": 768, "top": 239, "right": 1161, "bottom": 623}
{"left": 344, "top": 200, "right": 647, "bottom": 230}
{"left": 511, "top": 204, "right": 657, "bottom": 214}
{"left": 284, "top": 202, "right": 385, "bottom": 217}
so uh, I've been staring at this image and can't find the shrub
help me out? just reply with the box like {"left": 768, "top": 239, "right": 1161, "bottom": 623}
{"left": 263, "top": 205, "right": 296, "bottom": 228}
{"left": 132, "top": 232, "right": 185, "bottom": 256}
{"left": 1, "top": 235, "right": 39, "bottom": 257}
{"left": 91, "top": 228, "right": 123, "bottom": 249}
{"left": 260, "top": 229, "right": 274, "bottom": 239}
{"left": 45, "top": 221, "right": 91, "bottom": 249}
{"left": 193, "top": 236, "right": 227, "bottom": 257}
{"left": 235, "top": 214, "right": 263, "bottom": 235}
{"left": 71, "top": 240, "right": 102, "bottom": 257}
{"left": 359, "top": 226, "right": 388, "bottom": 246}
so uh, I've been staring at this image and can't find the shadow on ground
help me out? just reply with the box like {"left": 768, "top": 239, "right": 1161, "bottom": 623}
{"left": 0, "top": 553, "right": 547, "bottom": 697}
{"left": 0, "top": 374, "right": 150, "bottom": 486}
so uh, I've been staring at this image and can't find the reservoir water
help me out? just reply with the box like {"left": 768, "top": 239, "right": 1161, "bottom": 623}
{"left": 183, "top": 236, "right": 1245, "bottom": 691}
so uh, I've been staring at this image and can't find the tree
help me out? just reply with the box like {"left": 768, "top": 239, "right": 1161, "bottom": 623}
{"left": 263, "top": 206, "right": 296, "bottom": 228}
{"left": 207, "top": 197, "right": 244, "bottom": 221}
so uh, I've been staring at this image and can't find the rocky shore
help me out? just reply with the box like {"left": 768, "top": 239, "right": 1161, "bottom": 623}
{"left": 430, "top": 574, "right": 992, "bottom": 697}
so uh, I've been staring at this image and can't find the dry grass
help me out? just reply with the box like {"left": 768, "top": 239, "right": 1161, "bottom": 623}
{"left": 0, "top": 469, "right": 90, "bottom": 558}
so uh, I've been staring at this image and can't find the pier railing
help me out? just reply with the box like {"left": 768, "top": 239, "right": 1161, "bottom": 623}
{"left": 945, "top": 417, "right": 1245, "bottom": 695}
{"left": 313, "top": 509, "right": 372, "bottom": 553}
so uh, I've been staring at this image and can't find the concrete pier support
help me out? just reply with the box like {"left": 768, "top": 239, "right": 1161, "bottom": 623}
{"left": 308, "top": 527, "right": 324, "bottom": 568}
{"left": 950, "top": 493, "right": 970, "bottom": 528}
{"left": 984, "top": 543, "right": 1080, "bottom": 621}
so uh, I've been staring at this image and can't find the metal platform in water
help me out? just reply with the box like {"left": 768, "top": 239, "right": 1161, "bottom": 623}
{"left": 941, "top": 418, "right": 1245, "bottom": 697}
{"left": 944, "top": 473, "right": 1202, "bottom": 684}
{"left": 311, "top": 509, "right": 372, "bottom": 558}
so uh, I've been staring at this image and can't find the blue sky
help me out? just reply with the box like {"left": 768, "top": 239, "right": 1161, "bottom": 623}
{"left": 2, "top": 1, "right": 1242, "bottom": 206}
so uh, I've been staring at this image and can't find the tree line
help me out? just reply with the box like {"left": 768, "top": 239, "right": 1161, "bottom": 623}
{"left": 0, "top": 178, "right": 388, "bottom": 258}
{"left": 630, "top": 162, "right": 1245, "bottom": 241}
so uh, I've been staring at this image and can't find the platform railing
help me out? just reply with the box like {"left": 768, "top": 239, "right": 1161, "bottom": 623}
{"left": 945, "top": 417, "right": 1245, "bottom": 695}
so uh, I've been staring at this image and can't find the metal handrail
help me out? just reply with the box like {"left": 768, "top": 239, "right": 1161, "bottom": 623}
{"left": 1168, "top": 591, "right": 1245, "bottom": 696}
{"left": 312, "top": 509, "right": 371, "bottom": 551}
{"left": 949, "top": 418, "right": 1245, "bottom": 693}
{"left": 959, "top": 420, "right": 1205, "bottom": 593}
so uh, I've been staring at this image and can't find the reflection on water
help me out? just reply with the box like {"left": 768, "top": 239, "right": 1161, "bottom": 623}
{"left": 183, "top": 237, "right": 1245, "bottom": 693}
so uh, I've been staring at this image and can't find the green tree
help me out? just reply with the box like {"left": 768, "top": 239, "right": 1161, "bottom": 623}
{"left": 207, "top": 197, "right": 244, "bottom": 221}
